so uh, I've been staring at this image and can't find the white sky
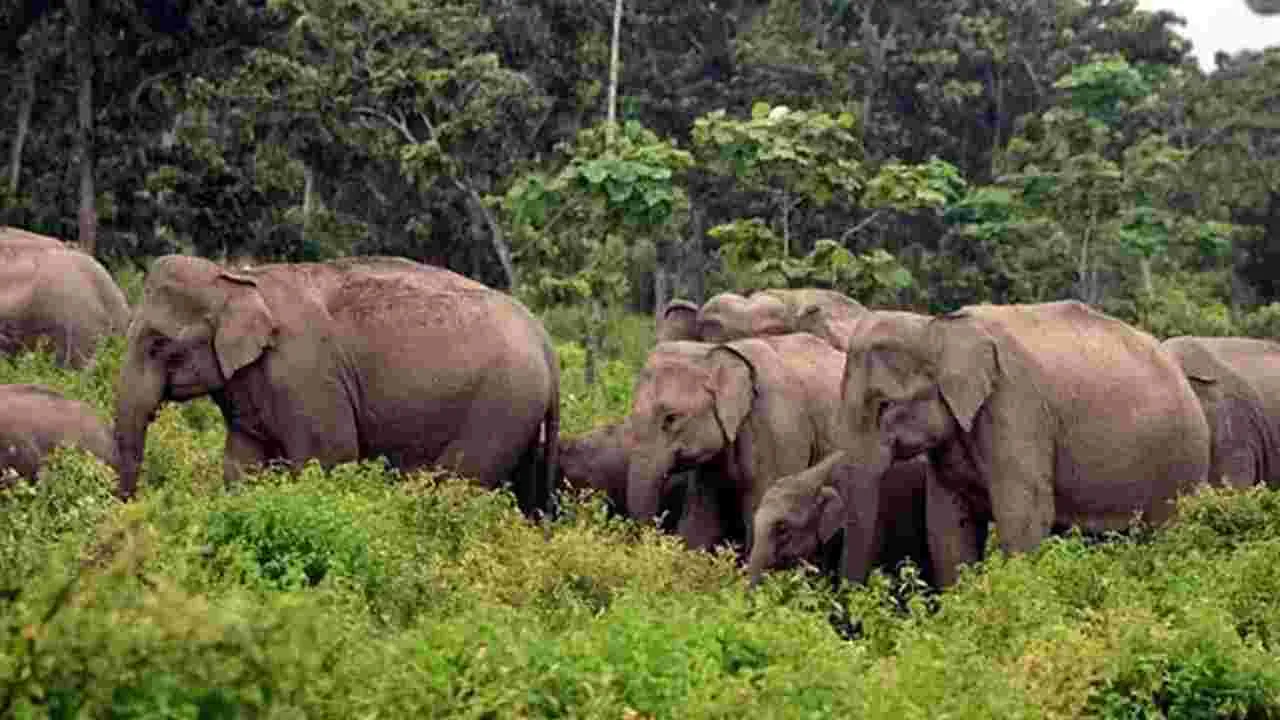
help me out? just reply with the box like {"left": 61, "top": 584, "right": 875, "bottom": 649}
{"left": 1137, "top": 0, "right": 1280, "bottom": 71}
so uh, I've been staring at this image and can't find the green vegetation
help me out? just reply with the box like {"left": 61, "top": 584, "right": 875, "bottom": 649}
{"left": 4, "top": 305, "right": 1280, "bottom": 718}
{"left": 6, "top": 0, "right": 1280, "bottom": 715}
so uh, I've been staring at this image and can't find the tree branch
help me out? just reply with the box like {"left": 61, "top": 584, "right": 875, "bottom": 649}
{"left": 840, "top": 210, "right": 884, "bottom": 243}
{"left": 352, "top": 106, "right": 419, "bottom": 144}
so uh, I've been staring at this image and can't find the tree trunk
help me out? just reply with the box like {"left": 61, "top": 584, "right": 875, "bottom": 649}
{"left": 302, "top": 162, "right": 316, "bottom": 247}
{"left": 73, "top": 0, "right": 97, "bottom": 255}
{"left": 7, "top": 60, "right": 35, "bottom": 197}
{"left": 456, "top": 180, "right": 515, "bottom": 289}
{"left": 583, "top": 297, "right": 605, "bottom": 387}
{"left": 606, "top": 0, "right": 623, "bottom": 142}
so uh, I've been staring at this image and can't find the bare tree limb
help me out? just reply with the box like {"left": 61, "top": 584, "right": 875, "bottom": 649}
{"left": 352, "top": 106, "right": 419, "bottom": 144}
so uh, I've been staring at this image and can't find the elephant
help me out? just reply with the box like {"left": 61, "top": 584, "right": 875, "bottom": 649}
{"left": 0, "top": 226, "right": 71, "bottom": 252}
{"left": 624, "top": 332, "right": 847, "bottom": 553}
{"left": 0, "top": 241, "right": 130, "bottom": 369}
{"left": 558, "top": 418, "right": 687, "bottom": 529}
{"left": 656, "top": 300, "right": 700, "bottom": 342}
{"left": 1162, "top": 336, "right": 1280, "bottom": 489}
{"left": 1246, "top": 0, "right": 1280, "bottom": 14}
{"left": 113, "top": 254, "right": 560, "bottom": 514}
{"left": 659, "top": 288, "right": 867, "bottom": 349}
{"left": 0, "top": 384, "right": 117, "bottom": 485}
{"left": 746, "top": 451, "right": 935, "bottom": 587}
{"left": 808, "top": 300, "right": 1210, "bottom": 588}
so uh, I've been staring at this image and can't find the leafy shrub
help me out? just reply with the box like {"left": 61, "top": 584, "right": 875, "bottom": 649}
{"left": 1238, "top": 302, "right": 1280, "bottom": 340}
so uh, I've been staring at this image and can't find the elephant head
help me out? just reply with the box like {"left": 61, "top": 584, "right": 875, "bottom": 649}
{"left": 745, "top": 451, "right": 848, "bottom": 586}
{"left": 838, "top": 311, "right": 963, "bottom": 472}
{"left": 114, "top": 255, "right": 278, "bottom": 499}
{"left": 656, "top": 300, "right": 700, "bottom": 342}
{"left": 624, "top": 341, "right": 757, "bottom": 523}
{"left": 696, "top": 292, "right": 789, "bottom": 343}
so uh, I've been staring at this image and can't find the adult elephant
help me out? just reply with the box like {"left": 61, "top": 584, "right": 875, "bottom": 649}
{"left": 1162, "top": 336, "right": 1280, "bottom": 489}
{"left": 659, "top": 289, "right": 867, "bottom": 349}
{"left": 0, "top": 226, "right": 71, "bottom": 252}
{"left": 113, "top": 254, "right": 560, "bottom": 514}
{"left": 656, "top": 300, "right": 700, "bottom": 342}
{"left": 746, "top": 451, "right": 934, "bottom": 587}
{"left": 0, "top": 240, "right": 130, "bottom": 369}
{"left": 624, "top": 333, "right": 846, "bottom": 552}
{"left": 801, "top": 301, "right": 1209, "bottom": 588}
{"left": 0, "top": 384, "right": 117, "bottom": 484}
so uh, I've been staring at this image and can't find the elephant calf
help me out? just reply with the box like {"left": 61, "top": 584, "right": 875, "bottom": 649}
{"left": 1163, "top": 336, "right": 1280, "bottom": 489}
{"left": 559, "top": 419, "right": 687, "bottom": 529}
{"left": 0, "top": 384, "right": 117, "bottom": 484}
{"left": 747, "top": 452, "right": 935, "bottom": 588}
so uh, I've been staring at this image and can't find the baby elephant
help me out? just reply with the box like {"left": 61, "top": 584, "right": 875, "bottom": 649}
{"left": 747, "top": 452, "right": 935, "bottom": 588}
{"left": 0, "top": 384, "right": 117, "bottom": 484}
{"left": 558, "top": 419, "right": 686, "bottom": 530}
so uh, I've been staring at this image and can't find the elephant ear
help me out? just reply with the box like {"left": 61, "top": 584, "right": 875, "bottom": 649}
{"left": 933, "top": 317, "right": 999, "bottom": 434}
{"left": 705, "top": 343, "right": 759, "bottom": 442}
{"left": 214, "top": 272, "right": 277, "bottom": 379}
{"left": 817, "top": 485, "right": 845, "bottom": 544}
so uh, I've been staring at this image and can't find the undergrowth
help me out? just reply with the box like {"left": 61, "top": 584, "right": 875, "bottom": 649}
{"left": 3, "top": 303, "right": 1280, "bottom": 718}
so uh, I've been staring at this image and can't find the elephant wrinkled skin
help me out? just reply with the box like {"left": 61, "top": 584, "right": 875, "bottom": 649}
{"left": 832, "top": 301, "right": 1209, "bottom": 587}
{"left": 0, "top": 384, "right": 117, "bottom": 484}
{"left": 747, "top": 451, "right": 934, "bottom": 587}
{"left": 624, "top": 333, "right": 847, "bottom": 553}
{"left": 1163, "top": 336, "right": 1280, "bottom": 489}
{"left": 113, "top": 255, "right": 560, "bottom": 513}
{"left": 0, "top": 232, "right": 130, "bottom": 369}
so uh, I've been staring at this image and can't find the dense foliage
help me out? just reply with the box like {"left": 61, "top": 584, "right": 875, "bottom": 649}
{"left": 6, "top": 307, "right": 1280, "bottom": 717}
{"left": 3, "top": 0, "right": 1280, "bottom": 333}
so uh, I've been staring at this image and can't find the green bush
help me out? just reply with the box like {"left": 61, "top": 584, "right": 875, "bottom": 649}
{"left": 8, "top": 279, "right": 1280, "bottom": 718}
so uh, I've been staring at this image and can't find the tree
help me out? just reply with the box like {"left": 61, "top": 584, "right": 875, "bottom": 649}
{"left": 505, "top": 120, "right": 692, "bottom": 383}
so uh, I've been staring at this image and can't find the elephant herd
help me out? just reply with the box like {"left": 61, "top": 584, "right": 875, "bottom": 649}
{"left": 567, "top": 289, "right": 1280, "bottom": 590}
{"left": 3, "top": 227, "right": 1280, "bottom": 591}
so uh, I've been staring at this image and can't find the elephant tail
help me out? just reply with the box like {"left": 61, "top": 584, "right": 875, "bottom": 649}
{"left": 539, "top": 349, "right": 561, "bottom": 515}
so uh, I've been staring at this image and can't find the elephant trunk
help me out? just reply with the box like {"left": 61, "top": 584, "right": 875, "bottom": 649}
{"left": 113, "top": 340, "right": 165, "bottom": 500}
{"left": 626, "top": 454, "right": 675, "bottom": 524}
{"left": 745, "top": 545, "right": 772, "bottom": 590}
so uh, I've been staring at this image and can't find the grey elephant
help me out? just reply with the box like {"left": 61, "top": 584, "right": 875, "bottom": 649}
{"left": 766, "top": 301, "right": 1209, "bottom": 588}
{"left": 658, "top": 289, "right": 867, "bottom": 349}
{"left": 1246, "top": 0, "right": 1280, "bottom": 14}
{"left": 0, "top": 226, "right": 71, "bottom": 252}
{"left": 558, "top": 418, "right": 687, "bottom": 529}
{"left": 624, "top": 333, "right": 847, "bottom": 553}
{"left": 0, "top": 239, "right": 131, "bottom": 369}
{"left": 1162, "top": 336, "right": 1280, "bottom": 489}
{"left": 113, "top": 255, "right": 560, "bottom": 514}
{"left": 0, "top": 384, "right": 117, "bottom": 484}
{"left": 656, "top": 300, "right": 700, "bottom": 343}
{"left": 746, "top": 451, "right": 935, "bottom": 587}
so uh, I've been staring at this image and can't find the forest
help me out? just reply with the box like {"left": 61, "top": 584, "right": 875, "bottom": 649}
{"left": 5, "top": 0, "right": 1280, "bottom": 718}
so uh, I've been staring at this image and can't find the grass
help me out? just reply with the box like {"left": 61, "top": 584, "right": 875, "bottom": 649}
{"left": 4, "top": 294, "right": 1280, "bottom": 718}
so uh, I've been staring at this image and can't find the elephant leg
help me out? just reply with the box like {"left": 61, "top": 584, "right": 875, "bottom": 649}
{"left": 223, "top": 430, "right": 272, "bottom": 491}
{"left": 925, "top": 473, "right": 985, "bottom": 588}
{"left": 985, "top": 437, "right": 1055, "bottom": 556}
{"left": 1219, "top": 446, "right": 1260, "bottom": 490}
{"left": 678, "top": 481, "right": 727, "bottom": 551}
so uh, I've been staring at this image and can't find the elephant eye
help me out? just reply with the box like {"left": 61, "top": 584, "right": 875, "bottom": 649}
{"left": 876, "top": 399, "right": 893, "bottom": 423}
{"left": 662, "top": 412, "right": 681, "bottom": 431}
{"left": 146, "top": 336, "right": 171, "bottom": 358}
{"left": 773, "top": 520, "right": 788, "bottom": 538}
